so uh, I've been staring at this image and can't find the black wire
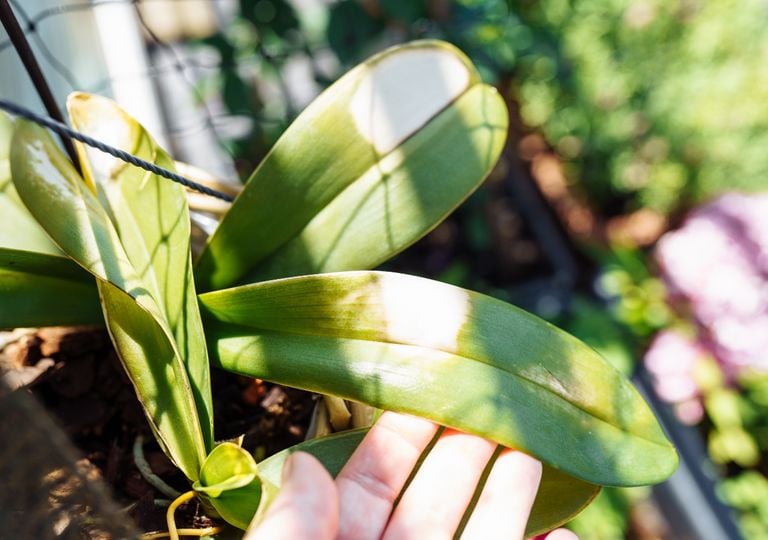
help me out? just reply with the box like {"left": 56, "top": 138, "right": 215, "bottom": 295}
{"left": 0, "top": 99, "right": 235, "bottom": 203}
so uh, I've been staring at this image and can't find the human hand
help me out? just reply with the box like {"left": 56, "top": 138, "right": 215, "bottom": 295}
{"left": 245, "top": 412, "right": 579, "bottom": 540}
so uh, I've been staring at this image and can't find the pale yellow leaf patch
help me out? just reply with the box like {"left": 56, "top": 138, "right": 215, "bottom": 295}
{"left": 350, "top": 48, "right": 471, "bottom": 155}
{"left": 379, "top": 273, "right": 471, "bottom": 352}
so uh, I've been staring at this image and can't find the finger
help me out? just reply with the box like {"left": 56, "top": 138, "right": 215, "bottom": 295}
{"left": 336, "top": 412, "right": 440, "bottom": 540}
{"left": 245, "top": 452, "right": 338, "bottom": 540}
{"left": 459, "top": 449, "right": 542, "bottom": 540}
{"left": 545, "top": 528, "right": 579, "bottom": 540}
{"left": 383, "top": 430, "right": 498, "bottom": 540}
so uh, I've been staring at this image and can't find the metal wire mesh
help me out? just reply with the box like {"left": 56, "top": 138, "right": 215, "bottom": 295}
{"left": 0, "top": 0, "right": 310, "bottom": 182}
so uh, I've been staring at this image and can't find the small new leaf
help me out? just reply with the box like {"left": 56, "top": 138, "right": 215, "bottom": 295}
{"left": 194, "top": 442, "right": 277, "bottom": 530}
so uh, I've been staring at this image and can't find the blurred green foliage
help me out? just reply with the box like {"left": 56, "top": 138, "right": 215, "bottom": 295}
{"left": 596, "top": 244, "right": 768, "bottom": 537}
{"left": 721, "top": 471, "right": 768, "bottom": 540}
{"left": 595, "top": 248, "right": 671, "bottom": 337}
{"left": 566, "top": 486, "right": 645, "bottom": 540}
{"left": 200, "top": 0, "right": 768, "bottom": 213}
{"left": 713, "top": 371, "right": 768, "bottom": 483}
{"left": 511, "top": 0, "right": 768, "bottom": 215}
{"left": 192, "top": 0, "right": 328, "bottom": 175}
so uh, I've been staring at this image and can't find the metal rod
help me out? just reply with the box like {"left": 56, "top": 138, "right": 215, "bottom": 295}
{"left": 0, "top": 0, "right": 80, "bottom": 173}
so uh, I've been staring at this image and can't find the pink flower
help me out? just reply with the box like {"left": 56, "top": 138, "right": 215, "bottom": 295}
{"left": 655, "top": 193, "right": 768, "bottom": 372}
{"left": 644, "top": 330, "right": 704, "bottom": 403}
{"left": 674, "top": 399, "right": 705, "bottom": 425}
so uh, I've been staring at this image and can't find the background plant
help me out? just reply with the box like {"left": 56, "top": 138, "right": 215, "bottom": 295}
{"left": 636, "top": 194, "right": 768, "bottom": 539}
{"left": 198, "top": 0, "right": 768, "bottom": 219}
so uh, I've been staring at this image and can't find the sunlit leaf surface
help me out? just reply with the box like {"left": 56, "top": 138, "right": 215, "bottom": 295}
{"left": 11, "top": 120, "right": 207, "bottom": 480}
{"left": 201, "top": 271, "right": 678, "bottom": 486}
{"left": 194, "top": 442, "right": 276, "bottom": 530}
{"left": 67, "top": 93, "right": 213, "bottom": 449}
{"left": 195, "top": 41, "right": 508, "bottom": 290}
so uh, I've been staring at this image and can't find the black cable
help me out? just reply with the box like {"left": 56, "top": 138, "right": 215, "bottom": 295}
{"left": 0, "top": 99, "right": 235, "bottom": 203}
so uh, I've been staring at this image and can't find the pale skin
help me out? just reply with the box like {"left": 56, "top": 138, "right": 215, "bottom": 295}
{"left": 246, "top": 412, "right": 579, "bottom": 540}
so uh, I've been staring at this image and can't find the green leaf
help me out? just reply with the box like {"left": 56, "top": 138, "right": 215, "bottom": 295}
{"left": 0, "top": 248, "right": 102, "bottom": 329}
{"left": 257, "top": 428, "right": 599, "bottom": 537}
{"left": 194, "top": 442, "right": 277, "bottom": 530}
{"left": 0, "top": 112, "right": 60, "bottom": 255}
{"left": 201, "top": 271, "right": 678, "bottom": 487}
{"left": 67, "top": 93, "right": 214, "bottom": 449}
{"left": 526, "top": 466, "right": 599, "bottom": 536}
{"left": 0, "top": 113, "right": 102, "bottom": 328}
{"left": 10, "top": 120, "right": 207, "bottom": 480}
{"left": 195, "top": 40, "right": 508, "bottom": 290}
{"left": 259, "top": 429, "right": 368, "bottom": 483}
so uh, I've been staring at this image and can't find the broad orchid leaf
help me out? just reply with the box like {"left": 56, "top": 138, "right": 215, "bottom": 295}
{"left": 257, "top": 428, "right": 599, "bottom": 537}
{"left": 194, "top": 442, "right": 277, "bottom": 530}
{"left": 0, "top": 113, "right": 102, "bottom": 328}
{"left": 10, "top": 121, "right": 207, "bottom": 480}
{"left": 0, "top": 192, "right": 60, "bottom": 256}
{"left": 66, "top": 92, "right": 213, "bottom": 449}
{"left": 200, "top": 271, "right": 678, "bottom": 487}
{"left": 195, "top": 40, "right": 508, "bottom": 290}
{"left": 0, "top": 111, "right": 60, "bottom": 255}
{"left": 0, "top": 248, "right": 101, "bottom": 328}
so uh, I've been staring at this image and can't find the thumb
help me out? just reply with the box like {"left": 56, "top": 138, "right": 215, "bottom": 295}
{"left": 245, "top": 452, "right": 339, "bottom": 540}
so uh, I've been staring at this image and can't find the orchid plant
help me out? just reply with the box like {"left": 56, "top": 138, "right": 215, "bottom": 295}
{"left": 0, "top": 41, "right": 677, "bottom": 538}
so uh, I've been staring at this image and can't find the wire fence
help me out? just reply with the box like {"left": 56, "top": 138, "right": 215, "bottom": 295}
{"left": 0, "top": 0, "right": 327, "bottom": 183}
{"left": 2, "top": 1, "right": 210, "bottom": 98}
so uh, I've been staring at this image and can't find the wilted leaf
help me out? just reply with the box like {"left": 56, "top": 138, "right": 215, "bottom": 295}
{"left": 10, "top": 121, "right": 207, "bottom": 480}
{"left": 67, "top": 93, "right": 213, "bottom": 448}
